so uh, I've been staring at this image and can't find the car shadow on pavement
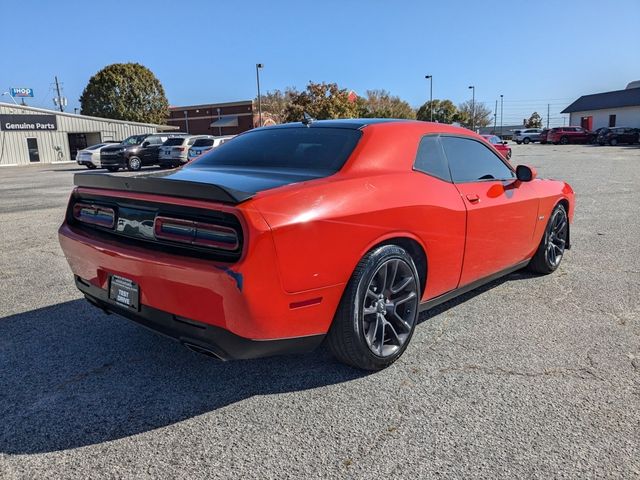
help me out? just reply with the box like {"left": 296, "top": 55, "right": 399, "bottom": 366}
{"left": 0, "top": 299, "right": 366, "bottom": 455}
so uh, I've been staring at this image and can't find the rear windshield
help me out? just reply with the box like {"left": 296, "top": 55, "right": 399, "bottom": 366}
{"left": 193, "top": 138, "right": 214, "bottom": 147}
{"left": 164, "top": 137, "right": 187, "bottom": 146}
{"left": 192, "top": 127, "right": 362, "bottom": 173}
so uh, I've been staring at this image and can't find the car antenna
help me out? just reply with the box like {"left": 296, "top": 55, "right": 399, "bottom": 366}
{"left": 302, "top": 112, "right": 315, "bottom": 127}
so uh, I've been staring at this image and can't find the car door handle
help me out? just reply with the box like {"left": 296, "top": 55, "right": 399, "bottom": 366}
{"left": 466, "top": 194, "right": 480, "bottom": 203}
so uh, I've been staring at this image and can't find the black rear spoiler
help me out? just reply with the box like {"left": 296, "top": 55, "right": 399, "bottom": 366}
{"left": 74, "top": 171, "right": 254, "bottom": 205}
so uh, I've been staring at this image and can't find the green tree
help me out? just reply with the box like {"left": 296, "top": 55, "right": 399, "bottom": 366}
{"left": 356, "top": 89, "right": 415, "bottom": 119}
{"left": 525, "top": 111, "right": 543, "bottom": 128}
{"left": 255, "top": 87, "right": 299, "bottom": 124}
{"left": 80, "top": 63, "right": 169, "bottom": 124}
{"left": 457, "top": 100, "right": 492, "bottom": 130}
{"left": 416, "top": 99, "right": 460, "bottom": 124}
{"left": 284, "top": 81, "right": 358, "bottom": 122}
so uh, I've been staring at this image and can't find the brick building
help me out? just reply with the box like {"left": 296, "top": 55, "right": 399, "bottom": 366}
{"left": 167, "top": 100, "right": 255, "bottom": 136}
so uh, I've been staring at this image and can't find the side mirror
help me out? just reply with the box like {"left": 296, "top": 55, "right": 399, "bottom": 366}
{"left": 516, "top": 164, "right": 537, "bottom": 182}
{"left": 141, "top": 141, "right": 150, "bottom": 148}
{"left": 502, "top": 141, "right": 508, "bottom": 145}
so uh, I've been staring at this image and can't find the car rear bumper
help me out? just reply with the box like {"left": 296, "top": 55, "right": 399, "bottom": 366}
{"left": 75, "top": 275, "right": 324, "bottom": 360}
{"left": 58, "top": 218, "right": 343, "bottom": 351}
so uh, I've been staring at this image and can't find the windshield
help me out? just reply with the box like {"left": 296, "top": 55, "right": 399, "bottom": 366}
{"left": 485, "top": 136, "right": 501, "bottom": 145}
{"left": 121, "top": 135, "right": 146, "bottom": 146}
{"left": 191, "top": 127, "right": 362, "bottom": 173}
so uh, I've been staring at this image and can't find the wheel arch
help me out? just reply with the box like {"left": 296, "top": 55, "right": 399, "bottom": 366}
{"left": 557, "top": 198, "right": 571, "bottom": 249}
{"left": 362, "top": 234, "right": 428, "bottom": 297}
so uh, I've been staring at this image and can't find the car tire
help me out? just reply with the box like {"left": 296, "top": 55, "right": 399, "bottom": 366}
{"left": 523, "top": 137, "right": 531, "bottom": 144}
{"left": 516, "top": 141, "right": 522, "bottom": 145}
{"left": 127, "top": 156, "right": 142, "bottom": 171}
{"left": 560, "top": 136, "right": 569, "bottom": 145}
{"left": 106, "top": 166, "right": 119, "bottom": 172}
{"left": 506, "top": 150, "right": 512, "bottom": 160}
{"left": 633, "top": 134, "right": 640, "bottom": 144}
{"left": 528, "top": 203, "right": 568, "bottom": 275}
{"left": 609, "top": 138, "right": 618, "bottom": 146}
{"left": 326, "top": 244, "right": 420, "bottom": 371}
{"left": 86, "top": 164, "right": 97, "bottom": 169}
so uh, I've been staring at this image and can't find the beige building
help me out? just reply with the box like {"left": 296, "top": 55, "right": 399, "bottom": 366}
{"left": 0, "top": 103, "right": 173, "bottom": 166}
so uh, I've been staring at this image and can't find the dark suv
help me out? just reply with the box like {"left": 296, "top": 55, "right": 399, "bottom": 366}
{"left": 100, "top": 133, "right": 186, "bottom": 171}
{"left": 597, "top": 127, "right": 639, "bottom": 146}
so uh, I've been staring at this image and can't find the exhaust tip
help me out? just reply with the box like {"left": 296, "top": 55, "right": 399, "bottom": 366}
{"left": 182, "top": 342, "right": 222, "bottom": 360}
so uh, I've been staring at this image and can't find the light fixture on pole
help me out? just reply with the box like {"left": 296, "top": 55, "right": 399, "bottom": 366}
{"left": 468, "top": 85, "right": 475, "bottom": 131}
{"left": 256, "top": 63, "right": 264, "bottom": 127}
{"left": 1, "top": 92, "right": 18, "bottom": 105}
{"left": 425, "top": 75, "right": 433, "bottom": 122}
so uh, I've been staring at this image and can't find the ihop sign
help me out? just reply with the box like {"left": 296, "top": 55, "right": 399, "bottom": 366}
{"left": 10, "top": 88, "right": 34, "bottom": 98}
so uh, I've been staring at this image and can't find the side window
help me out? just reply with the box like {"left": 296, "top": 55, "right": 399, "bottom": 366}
{"left": 441, "top": 136, "right": 515, "bottom": 183}
{"left": 413, "top": 135, "right": 451, "bottom": 181}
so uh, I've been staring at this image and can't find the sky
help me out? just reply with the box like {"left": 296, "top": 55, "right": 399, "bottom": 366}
{"left": 1, "top": 0, "right": 639, "bottom": 127}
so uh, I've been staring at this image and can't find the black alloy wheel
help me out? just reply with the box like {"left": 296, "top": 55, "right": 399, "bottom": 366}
{"left": 327, "top": 245, "right": 420, "bottom": 370}
{"left": 528, "top": 204, "right": 568, "bottom": 274}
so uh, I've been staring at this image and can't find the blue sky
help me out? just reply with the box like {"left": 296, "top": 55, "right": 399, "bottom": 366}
{"left": 1, "top": 0, "right": 638, "bottom": 126}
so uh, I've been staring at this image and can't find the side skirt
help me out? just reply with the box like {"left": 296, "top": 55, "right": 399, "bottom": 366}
{"left": 419, "top": 260, "right": 530, "bottom": 312}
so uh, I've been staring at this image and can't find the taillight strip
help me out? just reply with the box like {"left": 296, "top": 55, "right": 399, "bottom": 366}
{"left": 73, "top": 203, "right": 115, "bottom": 228}
{"left": 154, "top": 216, "right": 239, "bottom": 251}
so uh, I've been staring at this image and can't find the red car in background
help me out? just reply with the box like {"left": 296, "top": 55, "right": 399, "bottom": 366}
{"left": 547, "top": 126, "right": 592, "bottom": 145}
{"left": 59, "top": 119, "right": 574, "bottom": 370}
{"left": 482, "top": 134, "right": 512, "bottom": 159}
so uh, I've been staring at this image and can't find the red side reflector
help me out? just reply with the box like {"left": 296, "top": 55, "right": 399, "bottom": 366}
{"left": 289, "top": 297, "right": 323, "bottom": 309}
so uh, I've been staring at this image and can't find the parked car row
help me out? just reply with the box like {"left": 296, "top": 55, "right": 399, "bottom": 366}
{"left": 509, "top": 126, "right": 639, "bottom": 146}
{"left": 76, "top": 133, "right": 236, "bottom": 171}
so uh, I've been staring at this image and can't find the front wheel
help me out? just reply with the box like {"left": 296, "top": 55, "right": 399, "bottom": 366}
{"left": 127, "top": 156, "right": 142, "bottom": 171}
{"left": 528, "top": 204, "right": 568, "bottom": 274}
{"left": 609, "top": 138, "right": 618, "bottom": 146}
{"left": 326, "top": 245, "right": 420, "bottom": 370}
{"left": 523, "top": 137, "right": 531, "bottom": 144}
{"left": 560, "top": 136, "right": 569, "bottom": 145}
{"left": 106, "top": 166, "right": 119, "bottom": 172}
{"left": 506, "top": 150, "right": 512, "bottom": 160}
{"left": 86, "top": 164, "right": 97, "bottom": 170}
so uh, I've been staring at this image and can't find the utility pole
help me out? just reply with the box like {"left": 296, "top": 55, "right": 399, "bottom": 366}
{"left": 500, "top": 94, "right": 504, "bottom": 137}
{"left": 494, "top": 99, "right": 498, "bottom": 133}
{"left": 256, "top": 63, "right": 264, "bottom": 127}
{"left": 54, "top": 76, "right": 64, "bottom": 112}
{"left": 547, "top": 103, "right": 550, "bottom": 128}
{"left": 468, "top": 85, "right": 475, "bottom": 131}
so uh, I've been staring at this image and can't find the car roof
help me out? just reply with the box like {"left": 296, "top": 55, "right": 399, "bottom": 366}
{"left": 263, "top": 118, "right": 411, "bottom": 130}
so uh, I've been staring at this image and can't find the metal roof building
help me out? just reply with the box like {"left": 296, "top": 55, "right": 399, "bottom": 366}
{"left": 0, "top": 103, "right": 174, "bottom": 166}
{"left": 561, "top": 82, "right": 640, "bottom": 130}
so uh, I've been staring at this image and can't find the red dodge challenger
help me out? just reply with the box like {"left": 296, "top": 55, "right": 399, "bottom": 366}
{"left": 59, "top": 119, "right": 574, "bottom": 370}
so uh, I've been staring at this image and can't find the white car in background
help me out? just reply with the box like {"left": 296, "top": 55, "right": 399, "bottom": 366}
{"left": 76, "top": 142, "right": 118, "bottom": 169}
{"left": 188, "top": 135, "right": 236, "bottom": 160}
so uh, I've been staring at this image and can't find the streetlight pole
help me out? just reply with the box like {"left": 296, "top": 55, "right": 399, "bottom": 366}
{"left": 468, "top": 85, "right": 475, "bottom": 131}
{"left": 425, "top": 75, "right": 433, "bottom": 122}
{"left": 256, "top": 63, "right": 264, "bottom": 128}
{"left": 500, "top": 94, "right": 504, "bottom": 137}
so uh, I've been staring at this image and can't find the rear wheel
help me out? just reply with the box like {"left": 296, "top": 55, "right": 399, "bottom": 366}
{"left": 506, "top": 150, "right": 512, "bottom": 160}
{"left": 559, "top": 136, "right": 569, "bottom": 145}
{"left": 516, "top": 141, "right": 522, "bottom": 145}
{"left": 528, "top": 204, "right": 568, "bottom": 274}
{"left": 609, "top": 137, "right": 618, "bottom": 146}
{"left": 327, "top": 245, "right": 420, "bottom": 370}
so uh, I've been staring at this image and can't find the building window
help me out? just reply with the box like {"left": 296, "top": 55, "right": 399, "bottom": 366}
{"left": 609, "top": 114, "right": 616, "bottom": 127}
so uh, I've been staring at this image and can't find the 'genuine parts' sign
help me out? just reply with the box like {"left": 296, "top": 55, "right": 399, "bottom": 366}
{"left": 0, "top": 114, "right": 57, "bottom": 131}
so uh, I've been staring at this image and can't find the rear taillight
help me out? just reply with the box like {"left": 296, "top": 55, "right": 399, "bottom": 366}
{"left": 154, "top": 216, "right": 239, "bottom": 251}
{"left": 73, "top": 203, "right": 115, "bottom": 228}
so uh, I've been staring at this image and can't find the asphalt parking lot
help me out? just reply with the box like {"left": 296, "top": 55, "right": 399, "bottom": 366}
{"left": 1, "top": 144, "right": 639, "bottom": 479}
